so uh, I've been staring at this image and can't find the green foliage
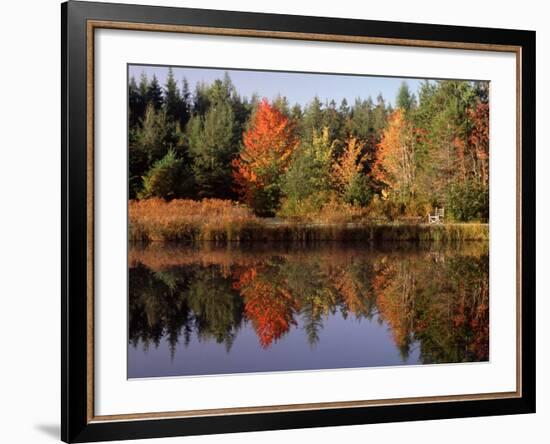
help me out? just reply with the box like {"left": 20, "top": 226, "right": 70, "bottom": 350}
{"left": 187, "top": 100, "right": 236, "bottom": 198}
{"left": 350, "top": 97, "right": 374, "bottom": 140}
{"left": 343, "top": 174, "right": 373, "bottom": 207}
{"left": 129, "top": 143, "right": 150, "bottom": 199}
{"left": 127, "top": 70, "right": 489, "bottom": 224}
{"left": 128, "top": 76, "right": 145, "bottom": 129}
{"left": 279, "top": 128, "right": 334, "bottom": 217}
{"left": 138, "top": 150, "right": 190, "bottom": 199}
{"left": 135, "top": 104, "right": 182, "bottom": 164}
{"left": 284, "top": 129, "right": 333, "bottom": 199}
{"left": 187, "top": 268, "right": 243, "bottom": 346}
{"left": 129, "top": 104, "right": 188, "bottom": 198}
{"left": 446, "top": 179, "right": 489, "bottom": 222}
{"left": 396, "top": 81, "right": 416, "bottom": 111}
{"left": 146, "top": 74, "right": 163, "bottom": 111}
{"left": 164, "top": 68, "right": 189, "bottom": 128}
{"left": 250, "top": 181, "right": 284, "bottom": 218}
{"left": 302, "top": 96, "right": 324, "bottom": 142}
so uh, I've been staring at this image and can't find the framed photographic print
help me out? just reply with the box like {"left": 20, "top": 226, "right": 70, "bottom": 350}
{"left": 61, "top": 1, "right": 536, "bottom": 442}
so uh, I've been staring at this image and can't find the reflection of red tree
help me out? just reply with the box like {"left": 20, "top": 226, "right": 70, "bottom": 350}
{"left": 233, "top": 267, "right": 300, "bottom": 348}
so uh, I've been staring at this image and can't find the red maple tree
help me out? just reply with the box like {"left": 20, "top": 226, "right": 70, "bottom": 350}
{"left": 232, "top": 99, "right": 298, "bottom": 209}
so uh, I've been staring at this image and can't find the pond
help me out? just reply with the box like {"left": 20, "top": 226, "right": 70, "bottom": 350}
{"left": 128, "top": 242, "right": 489, "bottom": 378}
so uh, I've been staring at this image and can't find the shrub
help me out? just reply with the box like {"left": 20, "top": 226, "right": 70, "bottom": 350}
{"left": 343, "top": 174, "right": 374, "bottom": 207}
{"left": 138, "top": 150, "right": 190, "bottom": 200}
{"left": 446, "top": 180, "right": 489, "bottom": 222}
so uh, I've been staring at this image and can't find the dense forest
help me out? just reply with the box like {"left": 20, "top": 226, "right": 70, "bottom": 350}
{"left": 129, "top": 68, "right": 489, "bottom": 222}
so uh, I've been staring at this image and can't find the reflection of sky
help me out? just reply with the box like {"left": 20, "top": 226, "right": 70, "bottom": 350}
{"left": 128, "top": 310, "right": 420, "bottom": 379}
{"left": 129, "top": 64, "right": 427, "bottom": 108}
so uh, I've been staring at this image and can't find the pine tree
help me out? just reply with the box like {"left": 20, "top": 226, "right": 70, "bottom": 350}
{"left": 164, "top": 68, "right": 185, "bottom": 127}
{"left": 350, "top": 97, "right": 374, "bottom": 141}
{"left": 188, "top": 101, "right": 236, "bottom": 198}
{"left": 146, "top": 74, "right": 163, "bottom": 110}
{"left": 139, "top": 149, "right": 185, "bottom": 199}
{"left": 396, "top": 81, "right": 416, "bottom": 111}
{"left": 302, "top": 96, "right": 324, "bottom": 141}
{"left": 280, "top": 127, "right": 335, "bottom": 214}
{"left": 128, "top": 76, "right": 143, "bottom": 129}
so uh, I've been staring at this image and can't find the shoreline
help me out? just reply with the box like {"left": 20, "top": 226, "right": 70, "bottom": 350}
{"left": 129, "top": 221, "right": 489, "bottom": 243}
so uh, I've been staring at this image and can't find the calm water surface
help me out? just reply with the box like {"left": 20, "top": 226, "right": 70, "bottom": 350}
{"left": 128, "top": 242, "right": 488, "bottom": 378}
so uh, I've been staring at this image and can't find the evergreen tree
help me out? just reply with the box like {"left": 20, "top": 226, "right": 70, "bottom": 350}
{"left": 128, "top": 76, "right": 142, "bottom": 129}
{"left": 396, "top": 81, "right": 416, "bottom": 111}
{"left": 181, "top": 77, "right": 191, "bottom": 111}
{"left": 273, "top": 94, "right": 291, "bottom": 117}
{"left": 130, "top": 104, "right": 189, "bottom": 198}
{"left": 138, "top": 72, "right": 148, "bottom": 100}
{"left": 139, "top": 150, "right": 187, "bottom": 199}
{"left": 372, "top": 94, "right": 388, "bottom": 135}
{"left": 187, "top": 101, "right": 236, "bottom": 198}
{"left": 164, "top": 68, "right": 187, "bottom": 127}
{"left": 290, "top": 103, "right": 303, "bottom": 136}
{"left": 350, "top": 97, "right": 374, "bottom": 141}
{"left": 339, "top": 98, "right": 350, "bottom": 116}
{"left": 280, "top": 127, "right": 335, "bottom": 215}
{"left": 322, "top": 99, "right": 343, "bottom": 145}
{"left": 136, "top": 104, "right": 180, "bottom": 164}
{"left": 302, "top": 96, "right": 324, "bottom": 141}
{"left": 193, "top": 82, "right": 210, "bottom": 116}
{"left": 146, "top": 74, "right": 164, "bottom": 110}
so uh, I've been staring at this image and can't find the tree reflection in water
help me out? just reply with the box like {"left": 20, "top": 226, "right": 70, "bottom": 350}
{"left": 129, "top": 242, "right": 489, "bottom": 372}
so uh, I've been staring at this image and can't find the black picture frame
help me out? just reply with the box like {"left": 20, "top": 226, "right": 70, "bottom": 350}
{"left": 62, "top": 1, "right": 536, "bottom": 442}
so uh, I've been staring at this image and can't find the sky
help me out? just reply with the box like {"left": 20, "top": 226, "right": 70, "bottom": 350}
{"left": 129, "top": 64, "right": 426, "bottom": 109}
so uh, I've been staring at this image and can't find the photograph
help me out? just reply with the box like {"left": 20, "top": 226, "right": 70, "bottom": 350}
{"left": 57, "top": 1, "right": 536, "bottom": 441}
{"left": 127, "top": 65, "right": 490, "bottom": 378}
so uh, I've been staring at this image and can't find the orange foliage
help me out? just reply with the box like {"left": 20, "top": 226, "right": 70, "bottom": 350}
{"left": 468, "top": 101, "right": 490, "bottom": 187}
{"left": 373, "top": 109, "right": 418, "bottom": 197}
{"left": 128, "top": 198, "right": 260, "bottom": 241}
{"left": 233, "top": 267, "right": 300, "bottom": 348}
{"left": 333, "top": 270, "right": 366, "bottom": 317}
{"left": 331, "top": 137, "right": 367, "bottom": 193}
{"left": 452, "top": 135, "right": 467, "bottom": 182}
{"left": 371, "top": 262, "right": 414, "bottom": 347}
{"left": 232, "top": 99, "right": 299, "bottom": 206}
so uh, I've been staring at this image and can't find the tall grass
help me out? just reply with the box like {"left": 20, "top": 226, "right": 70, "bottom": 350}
{"left": 129, "top": 198, "right": 489, "bottom": 243}
{"left": 129, "top": 198, "right": 262, "bottom": 242}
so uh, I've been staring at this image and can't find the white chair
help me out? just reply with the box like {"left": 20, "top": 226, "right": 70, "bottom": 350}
{"left": 428, "top": 207, "right": 444, "bottom": 224}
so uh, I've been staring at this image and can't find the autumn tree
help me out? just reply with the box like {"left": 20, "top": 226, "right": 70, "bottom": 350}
{"left": 373, "top": 109, "right": 419, "bottom": 206}
{"left": 412, "top": 80, "right": 488, "bottom": 220}
{"left": 332, "top": 137, "right": 372, "bottom": 206}
{"left": 467, "top": 100, "right": 489, "bottom": 188}
{"left": 232, "top": 99, "right": 299, "bottom": 216}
